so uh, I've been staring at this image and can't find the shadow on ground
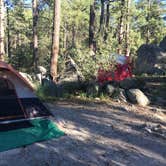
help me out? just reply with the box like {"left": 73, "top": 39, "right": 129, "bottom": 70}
{"left": 0, "top": 101, "right": 166, "bottom": 166}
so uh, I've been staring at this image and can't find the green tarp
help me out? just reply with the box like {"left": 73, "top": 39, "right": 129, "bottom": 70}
{"left": 0, "top": 119, "right": 64, "bottom": 152}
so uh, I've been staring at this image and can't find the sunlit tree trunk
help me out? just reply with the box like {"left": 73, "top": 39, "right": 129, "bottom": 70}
{"left": 50, "top": 0, "right": 61, "bottom": 82}
{"left": 32, "top": 0, "right": 39, "bottom": 70}
{"left": 0, "top": 0, "right": 5, "bottom": 61}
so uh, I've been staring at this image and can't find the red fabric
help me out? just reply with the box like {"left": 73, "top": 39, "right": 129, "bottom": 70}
{"left": 97, "top": 57, "right": 132, "bottom": 84}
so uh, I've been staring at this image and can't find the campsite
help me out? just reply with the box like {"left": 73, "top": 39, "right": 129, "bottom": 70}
{"left": 0, "top": 0, "right": 166, "bottom": 165}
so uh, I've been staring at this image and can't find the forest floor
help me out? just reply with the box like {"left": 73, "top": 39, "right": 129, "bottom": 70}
{"left": 0, "top": 100, "right": 166, "bottom": 166}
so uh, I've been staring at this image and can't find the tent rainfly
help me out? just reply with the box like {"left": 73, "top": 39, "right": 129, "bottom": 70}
{"left": 0, "top": 61, "right": 51, "bottom": 123}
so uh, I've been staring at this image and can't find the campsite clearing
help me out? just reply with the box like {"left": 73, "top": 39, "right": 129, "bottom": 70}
{"left": 0, "top": 100, "right": 166, "bottom": 166}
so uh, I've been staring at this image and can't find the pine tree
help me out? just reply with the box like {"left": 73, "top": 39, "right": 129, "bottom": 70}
{"left": 50, "top": 0, "right": 61, "bottom": 82}
{"left": 32, "top": 0, "right": 39, "bottom": 70}
{"left": 0, "top": 0, "right": 5, "bottom": 61}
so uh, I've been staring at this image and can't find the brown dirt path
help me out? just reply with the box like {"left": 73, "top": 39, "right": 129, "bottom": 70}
{"left": 0, "top": 100, "right": 166, "bottom": 166}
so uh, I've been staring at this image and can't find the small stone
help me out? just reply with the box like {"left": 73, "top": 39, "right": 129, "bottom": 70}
{"left": 105, "top": 84, "right": 115, "bottom": 96}
{"left": 95, "top": 97, "right": 100, "bottom": 101}
{"left": 118, "top": 89, "right": 127, "bottom": 103}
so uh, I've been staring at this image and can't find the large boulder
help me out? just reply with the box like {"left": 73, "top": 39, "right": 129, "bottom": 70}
{"left": 126, "top": 89, "right": 150, "bottom": 106}
{"left": 19, "top": 72, "right": 33, "bottom": 82}
{"left": 58, "top": 57, "right": 84, "bottom": 84}
{"left": 159, "top": 36, "right": 166, "bottom": 52}
{"left": 35, "top": 66, "right": 47, "bottom": 84}
{"left": 37, "top": 66, "right": 47, "bottom": 75}
{"left": 135, "top": 44, "right": 166, "bottom": 75}
{"left": 19, "top": 72, "right": 34, "bottom": 88}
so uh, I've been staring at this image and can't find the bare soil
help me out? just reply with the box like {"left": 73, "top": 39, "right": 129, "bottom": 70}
{"left": 0, "top": 100, "right": 166, "bottom": 166}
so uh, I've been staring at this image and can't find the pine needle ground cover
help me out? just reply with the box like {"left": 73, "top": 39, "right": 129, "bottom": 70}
{"left": 0, "top": 119, "right": 64, "bottom": 152}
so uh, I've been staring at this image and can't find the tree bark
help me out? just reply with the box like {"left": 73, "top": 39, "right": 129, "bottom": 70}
{"left": 72, "top": 25, "right": 76, "bottom": 47}
{"left": 0, "top": 0, "right": 5, "bottom": 61}
{"left": 125, "top": 0, "right": 131, "bottom": 56}
{"left": 32, "top": 0, "right": 39, "bottom": 70}
{"left": 6, "top": 7, "right": 11, "bottom": 58}
{"left": 117, "top": 0, "right": 125, "bottom": 54}
{"left": 50, "top": 0, "right": 61, "bottom": 82}
{"left": 89, "top": 3, "right": 96, "bottom": 54}
{"left": 99, "top": 0, "right": 105, "bottom": 34}
{"left": 104, "top": 2, "right": 110, "bottom": 41}
{"left": 146, "top": 0, "right": 150, "bottom": 44}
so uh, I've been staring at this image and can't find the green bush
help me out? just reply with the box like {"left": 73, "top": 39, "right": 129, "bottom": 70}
{"left": 58, "top": 47, "right": 116, "bottom": 81}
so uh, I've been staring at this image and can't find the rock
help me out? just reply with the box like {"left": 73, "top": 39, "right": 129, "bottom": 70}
{"left": 36, "top": 73, "right": 42, "bottom": 83}
{"left": 59, "top": 56, "right": 84, "bottom": 84}
{"left": 135, "top": 44, "right": 166, "bottom": 75}
{"left": 119, "top": 78, "right": 144, "bottom": 90}
{"left": 86, "top": 83, "right": 100, "bottom": 97}
{"left": 19, "top": 72, "right": 34, "bottom": 87}
{"left": 111, "top": 88, "right": 127, "bottom": 102}
{"left": 142, "top": 123, "right": 166, "bottom": 139}
{"left": 42, "top": 78, "right": 52, "bottom": 87}
{"left": 118, "top": 88, "right": 127, "bottom": 103}
{"left": 35, "top": 66, "right": 47, "bottom": 84}
{"left": 126, "top": 89, "right": 150, "bottom": 106}
{"left": 19, "top": 72, "right": 32, "bottom": 81}
{"left": 105, "top": 84, "right": 115, "bottom": 96}
{"left": 159, "top": 36, "right": 166, "bottom": 52}
{"left": 59, "top": 73, "right": 79, "bottom": 83}
{"left": 57, "top": 57, "right": 85, "bottom": 94}
{"left": 95, "top": 97, "right": 100, "bottom": 101}
{"left": 37, "top": 66, "right": 47, "bottom": 75}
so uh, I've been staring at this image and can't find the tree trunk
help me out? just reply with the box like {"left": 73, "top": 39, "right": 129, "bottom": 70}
{"left": 104, "top": 2, "right": 110, "bottom": 41}
{"left": 125, "top": 0, "right": 131, "bottom": 56}
{"left": 89, "top": 3, "right": 96, "bottom": 55}
{"left": 146, "top": 0, "right": 150, "bottom": 44}
{"left": 99, "top": 0, "right": 105, "bottom": 34}
{"left": 32, "top": 0, "right": 39, "bottom": 70}
{"left": 72, "top": 25, "right": 76, "bottom": 47}
{"left": 6, "top": 7, "right": 11, "bottom": 58}
{"left": 117, "top": 0, "right": 125, "bottom": 54}
{"left": 0, "top": 0, "right": 5, "bottom": 61}
{"left": 50, "top": 0, "right": 61, "bottom": 82}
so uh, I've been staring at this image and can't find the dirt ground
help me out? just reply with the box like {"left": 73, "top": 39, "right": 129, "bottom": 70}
{"left": 0, "top": 100, "right": 166, "bottom": 166}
